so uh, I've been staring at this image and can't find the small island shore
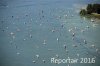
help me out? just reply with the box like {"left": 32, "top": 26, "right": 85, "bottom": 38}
{"left": 80, "top": 4, "right": 100, "bottom": 19}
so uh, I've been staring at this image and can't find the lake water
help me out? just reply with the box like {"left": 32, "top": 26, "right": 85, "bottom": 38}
{"left": 0, "top": 0, "right": 100, "bottom": 66}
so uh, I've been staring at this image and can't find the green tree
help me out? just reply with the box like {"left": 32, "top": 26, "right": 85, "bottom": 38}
{"left": 80, "top": 9, "right": 87, "bottom": 15}
{"left": 87, "top": 4, "right": 93, "bottom": 14}
{"left": 93, "top": 4, "right": 100, "bottom": 14}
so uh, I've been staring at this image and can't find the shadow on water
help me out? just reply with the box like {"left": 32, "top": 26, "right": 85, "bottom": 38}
{"left": 0, "top": 0, "right": 8, "bottom": 7}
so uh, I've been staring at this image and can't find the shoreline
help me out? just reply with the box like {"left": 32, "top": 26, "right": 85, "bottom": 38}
{"left": 79, "top": 4, "right": 100, "bottom": 19}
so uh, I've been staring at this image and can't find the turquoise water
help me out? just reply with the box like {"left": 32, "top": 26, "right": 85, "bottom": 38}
{"left": 0, "top": 0, "right": 100, "bottom": 66}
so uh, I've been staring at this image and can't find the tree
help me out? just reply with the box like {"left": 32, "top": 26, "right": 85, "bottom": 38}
{"left": 97, "top": 9, "right": 100, "bottom": 14}
{"left": 80, "top": 9, "right": 87, "bottom": 15}
{"left": 92, "top": 4, "right": 100, "bottom": 14}
{"left": 80, "top": 4, "right": 100, "bottom": 15}
{"left": 87, "top": 4, "right": 93, "bottom": 14}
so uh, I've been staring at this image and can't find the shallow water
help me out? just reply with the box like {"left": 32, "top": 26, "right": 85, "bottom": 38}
{"left": 0, "top": 0, "right": 100, "bottom": 66}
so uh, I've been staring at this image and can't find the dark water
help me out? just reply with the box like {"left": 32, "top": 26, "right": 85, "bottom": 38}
{"left": 0, "top": 0, "right": 100, "bottom": 66}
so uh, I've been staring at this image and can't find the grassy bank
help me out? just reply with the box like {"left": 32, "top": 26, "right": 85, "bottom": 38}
{"left": 91, "top": 13, "right": 100, "bottom": 19}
